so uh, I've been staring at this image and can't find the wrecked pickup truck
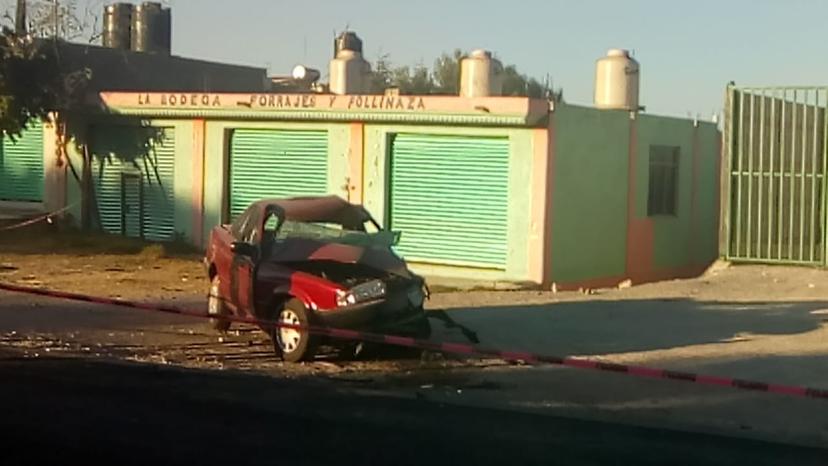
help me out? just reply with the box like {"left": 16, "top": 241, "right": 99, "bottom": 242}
{"left": 204, "top": 196, "right": 430, "bottom": 362}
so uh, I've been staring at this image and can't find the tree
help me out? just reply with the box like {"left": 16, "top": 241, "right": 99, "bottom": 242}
{"left": 370, "top": 48, "right": 559, "bottom": 98}
{"left": 368, "top": 52, "right": 393, "bottom": 92}
{"left": 501, "top": 64, "right": 549, "bottom": 98}
{"left": 390, "top": 63, "right": 434, "bottom": 94}
{"left": 0, "top": 31, "right": 60, "bottom": 137}
{"left": 432, "top": 49, "right": 463, "bottom": 94}
{"left": 27, "top": 0, "right": 99, "bottom": 41}
{"left": 370, "top": 54, "right": 437, "bottom": 95}
{"left": 0, "top": 0, "right": 96, "bottom": 137}
{"left": 2, "top": 0, "right": 101, "bottom": 42}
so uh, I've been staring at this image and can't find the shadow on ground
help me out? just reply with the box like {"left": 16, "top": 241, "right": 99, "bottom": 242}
{"left": 368, "top": 353, "right": 828, "bottom": 450}
{"left": 1, "top": 352, "right": 825, "bottom": 466}
{"left": 435, "top": 298, "right": 828, "bottom": 356}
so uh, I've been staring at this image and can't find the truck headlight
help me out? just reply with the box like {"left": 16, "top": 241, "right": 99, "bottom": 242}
{"left": 336, "top": 279, "right": 387, "bottom": 307}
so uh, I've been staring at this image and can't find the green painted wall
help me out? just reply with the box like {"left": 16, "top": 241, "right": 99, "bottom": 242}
{"left": 170, "top": 122, "right": 195, "bottom": 242}
{"left": 363, "top": 124, "right": 536, "bottom": 282}
{"left": 202, "top": 121, "right": 351, "bottom": 244}
{"left": 636, "top": 114, "right": 694, "bottom": 269}
{"left": 551, "top": 104, "right": 630, "bottom": 283}
{"left": 66, "top": 118, "right": 195, "bottom": 242}
{"left": 636, "top": 115, "right": 719, "bottom": 269}
{"left": 693, "top": 123, "right": 721, "bottom": 265}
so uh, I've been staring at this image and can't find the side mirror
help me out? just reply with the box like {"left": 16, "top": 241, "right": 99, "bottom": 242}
{"left": 230, "top": 241, "right": 257, "bottom": 257}
{"left": 391, "top": 230, "right": 402, "bottom": 246}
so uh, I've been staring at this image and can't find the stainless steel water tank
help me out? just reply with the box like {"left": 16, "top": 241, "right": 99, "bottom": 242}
{"left": 131, "top": 2, "right": 170, "bottom": 54}
{"left": 102, "top": 3, "right": 133, "bottom": 49}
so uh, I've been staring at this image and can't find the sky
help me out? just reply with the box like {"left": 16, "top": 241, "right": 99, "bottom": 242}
{"left": 5, "top": 0, "right": 828, "bottom": 118}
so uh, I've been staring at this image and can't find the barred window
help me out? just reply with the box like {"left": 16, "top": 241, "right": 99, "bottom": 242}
{"left": 648, "top": 145, "right": 680, "bottom": 216}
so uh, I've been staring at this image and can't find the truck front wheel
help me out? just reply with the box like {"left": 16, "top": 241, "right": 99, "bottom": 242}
{"left": 271, "top": 299, "right": 317, "bottom": 363}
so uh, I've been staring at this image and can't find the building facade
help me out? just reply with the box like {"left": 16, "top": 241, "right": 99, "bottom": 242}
{"left": 7, "top": 91, "right": 721, "bottom": 289}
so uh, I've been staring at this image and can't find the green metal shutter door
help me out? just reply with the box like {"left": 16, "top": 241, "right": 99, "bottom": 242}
{"left": 229, "top": 129, "right": 328, "bottom": 219}
{"left": 91, "top": 126, "right": 175, "bottom": 241}
{"left": 122, "top": 174, "right": 142, "bottom": 238}
{"left": 92, "top": 153, "right": 124, "bottom": 235}
{"left": 0, "top": 121, "right": 44, "bottom": 202}
{"left": 140, "top": 130, "right": 176, "bottom": 241}
{"left": 91, "top": 125, "right": 125, "bottom": 235}
{"left": 389, "top": 134, "right": 510, "bottom": 268}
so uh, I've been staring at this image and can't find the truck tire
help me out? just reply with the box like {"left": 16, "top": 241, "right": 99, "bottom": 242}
{"left": 272, "top": 299, "right": 317, "bottom": 363}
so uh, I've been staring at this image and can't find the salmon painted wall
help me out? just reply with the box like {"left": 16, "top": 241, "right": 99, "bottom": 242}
{"left": 362, "top": 124, "right": 539, "bottom": 283}
{"left": 550, "top": 104, "right": 630, "bottom": 285}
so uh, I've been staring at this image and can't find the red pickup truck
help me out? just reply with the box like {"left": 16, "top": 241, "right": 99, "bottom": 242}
{"left": 204, "top": 196, "right": 430, "bottom": 362}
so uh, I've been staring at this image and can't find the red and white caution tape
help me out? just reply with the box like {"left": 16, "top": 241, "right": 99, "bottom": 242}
{"left": 0, "top": 281, "right": 826, "bottom": 401}
{"left": 0, "top": 203, "right": 76, "bottom": 232}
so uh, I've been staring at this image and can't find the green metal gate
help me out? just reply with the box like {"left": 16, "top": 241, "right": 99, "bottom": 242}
{"left": 91, "top": 126, "right": 176, "bottom": 241}
{"left": 228, "top": 129, "right": 329, "bottom": 220}
{"left": 388, "top": 133, "right": 510, "bottom": 268}
{"left": 0, "top": 121, "right": 44, "bottom": 202}
{"left": 724, "top": 85, "right": 827, "bottom": 264}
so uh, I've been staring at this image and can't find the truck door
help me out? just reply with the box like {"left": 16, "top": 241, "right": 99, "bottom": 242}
{"left": 230, "top": 208, "right": 261, "bottom": 316}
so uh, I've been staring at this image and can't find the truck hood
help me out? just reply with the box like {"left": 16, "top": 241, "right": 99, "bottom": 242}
{"left": 264, "top": 238, "right": 412, "bottom": 278}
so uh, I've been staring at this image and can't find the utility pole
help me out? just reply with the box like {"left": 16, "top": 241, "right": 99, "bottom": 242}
{"left": 52, "top": 0, "right": 59, "bottom": 38}
{"left": 14, "top": 0, "right": 26, "bottom": 35}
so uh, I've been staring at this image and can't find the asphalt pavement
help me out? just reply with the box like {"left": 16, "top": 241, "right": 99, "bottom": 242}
{"left": 2, "top": 289, "right": 828, "bottom": 465}
{"left": 2, "top": 353, "right": 827, "bottom": 466}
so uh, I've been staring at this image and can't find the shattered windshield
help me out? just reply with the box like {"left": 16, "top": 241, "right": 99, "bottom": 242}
{"left": 269, "top": 219, "right": 395, "bottom": 248}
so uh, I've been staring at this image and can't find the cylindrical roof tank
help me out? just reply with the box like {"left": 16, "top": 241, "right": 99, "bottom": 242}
{"left": 329, "top": 49, "right": 372, "bottom": 95}
{"left": 157, "top": 7, "right": 172, "bottom": 54}
{"left": 102, "top": 3, "right": 133, "bottom": 50}
{"left": 594, "top": 48, "right": 640, "bottom": 110}
{"left": 459, "top": 49, "right": 503, "bottom": 97}
{"left": 131, "top": 2, "right": 171, "bottom": 54}
{"left": 292, "top": 65, "right": 321, "bottom": 83}
{"left": 333, "top": 31, "right": 363, "bottom": 57}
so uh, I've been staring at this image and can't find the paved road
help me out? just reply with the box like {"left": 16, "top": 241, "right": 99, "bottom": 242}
{"left": 2, "top": 290, "right": 828, "bottom": 464}
{"left": 2, "top": 353, "right": 827, "bottom": 466}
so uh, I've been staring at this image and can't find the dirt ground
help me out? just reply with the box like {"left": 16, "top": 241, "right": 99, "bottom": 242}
{"left": 2, "top": 226, "right": 827, "bottom": 380}
{"left": 4, "top": 223, "right": 828, "bottom": 304}
{"left": 0, "top": 224, "right": 206, "bottom": 300}
{"left": 2, "top": 224, "right": 828, "bottom": 374}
